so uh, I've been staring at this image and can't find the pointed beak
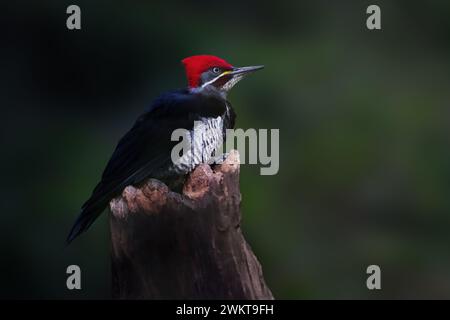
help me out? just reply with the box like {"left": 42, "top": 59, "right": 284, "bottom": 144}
{"left": 229, "top": 65, "right": 265, "bottom": 76}
{"left": 215, "top": 65, "right": 264, "bottom": 92}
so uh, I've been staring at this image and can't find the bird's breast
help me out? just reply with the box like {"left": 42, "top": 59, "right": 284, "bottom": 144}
{"left": 171, "top": 115, "right": 225, "bottom": 174}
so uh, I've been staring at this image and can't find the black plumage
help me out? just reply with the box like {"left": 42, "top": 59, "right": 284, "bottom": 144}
{"left": 67, "top": 89, "right": 235, "bottom": 243}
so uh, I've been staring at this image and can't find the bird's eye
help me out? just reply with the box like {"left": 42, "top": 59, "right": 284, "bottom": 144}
{"left": 212, "top": 67, "right": 221, "bottom": 74}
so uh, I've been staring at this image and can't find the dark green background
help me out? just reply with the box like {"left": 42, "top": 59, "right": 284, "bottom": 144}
{"left": 2, "top": 0, "right": 450, "bottom": 299}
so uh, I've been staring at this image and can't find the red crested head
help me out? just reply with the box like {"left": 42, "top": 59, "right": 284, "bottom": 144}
{"left": 182, "top": 55, "right": 233, "bottom": 88}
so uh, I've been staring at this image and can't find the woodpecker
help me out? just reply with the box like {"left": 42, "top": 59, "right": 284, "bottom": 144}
{"left": 66, "top": 55, "right": 263, "bottom": 243}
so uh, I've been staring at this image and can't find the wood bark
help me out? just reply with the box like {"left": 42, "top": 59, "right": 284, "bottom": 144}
{"left": 110, "top": 150, "right": 273, "bottom": 299}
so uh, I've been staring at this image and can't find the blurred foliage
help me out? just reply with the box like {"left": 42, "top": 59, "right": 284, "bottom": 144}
{"left": 1, "top": 0, "right": 450, "bottom": 298}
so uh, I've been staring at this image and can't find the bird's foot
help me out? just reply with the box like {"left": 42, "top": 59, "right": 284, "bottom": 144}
{"left": 208, "top": 153, "right": 229, "bottom": 165}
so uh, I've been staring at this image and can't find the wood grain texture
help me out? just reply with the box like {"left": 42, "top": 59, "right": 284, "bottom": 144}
{"left": 110, "top": 150, "right": 273, "bottom": 299}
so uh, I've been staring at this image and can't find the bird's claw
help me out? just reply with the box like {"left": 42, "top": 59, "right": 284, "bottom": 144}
{"left": 208, "top": 152, "right": 229, "bottom": 165}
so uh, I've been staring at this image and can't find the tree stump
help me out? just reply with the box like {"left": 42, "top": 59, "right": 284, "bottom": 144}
{"left": 109, "top": 150, "right": 274, "bottom": 299}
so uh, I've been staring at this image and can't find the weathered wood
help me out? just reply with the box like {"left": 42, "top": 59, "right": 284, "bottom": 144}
{"left": 110, "top": 150, "right": 273, "bottom": 299}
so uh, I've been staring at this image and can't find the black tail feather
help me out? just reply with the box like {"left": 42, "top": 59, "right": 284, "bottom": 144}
{"left": 66, "top": 205, "right": 104, "bottom": 244}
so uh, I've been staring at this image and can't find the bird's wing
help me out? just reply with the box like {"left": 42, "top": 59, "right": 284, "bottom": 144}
{"left": 67, "top": 90, "right": 227, "bottom": 243}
